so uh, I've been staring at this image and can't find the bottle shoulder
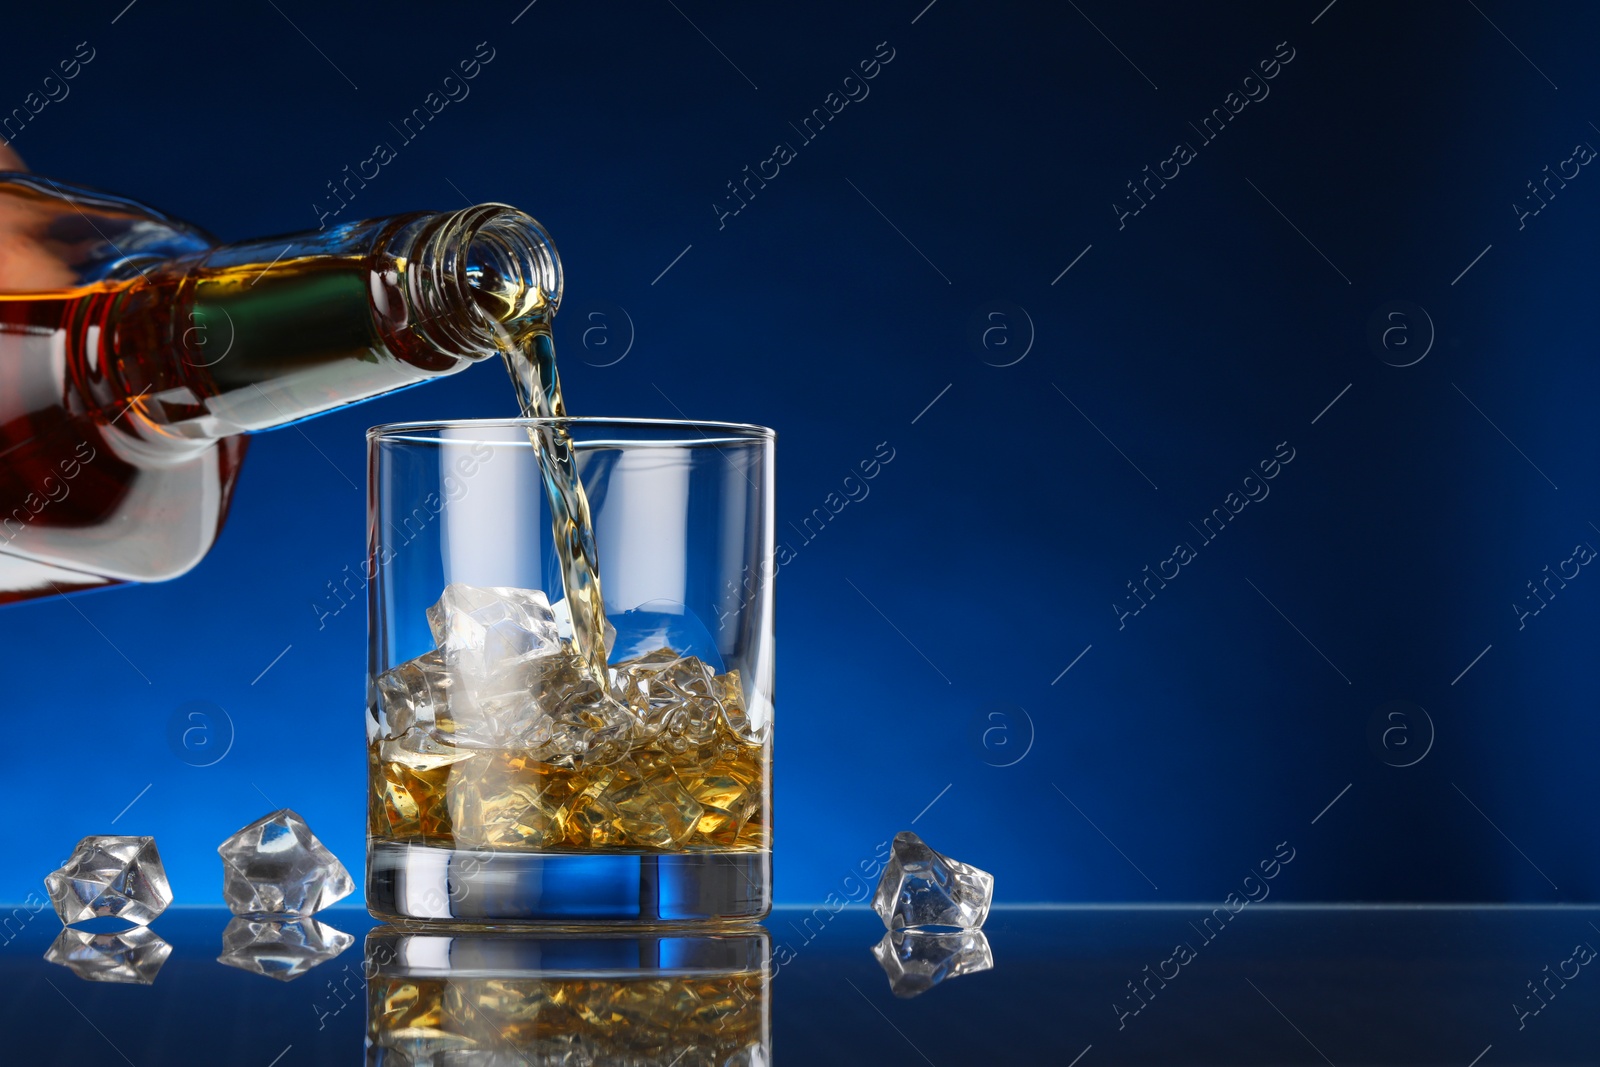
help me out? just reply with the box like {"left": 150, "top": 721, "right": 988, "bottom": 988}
{"left": 0, "top": 172, "right": 214, "bottom": 291}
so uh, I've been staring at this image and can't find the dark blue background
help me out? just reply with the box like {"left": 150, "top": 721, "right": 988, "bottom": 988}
{"left": 3, "top": 0, "right": 1597, "bottom": 906}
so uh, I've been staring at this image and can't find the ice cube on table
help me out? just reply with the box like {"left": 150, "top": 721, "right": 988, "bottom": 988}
{"left": 219, "top": 809, "right": 353, "bottom": 917}
{"left": 44, "top": 835, "right": 172, "bottom": 926}
{"left": 872, "top": 831, "right": 994, "bottom": 930}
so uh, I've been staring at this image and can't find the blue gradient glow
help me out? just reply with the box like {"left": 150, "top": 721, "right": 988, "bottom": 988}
{"left": 3, "top": 1, "right": 1598, "bottom": 907}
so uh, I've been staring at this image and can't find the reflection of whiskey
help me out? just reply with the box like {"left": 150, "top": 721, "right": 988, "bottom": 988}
{"left": 369, "top": 972, "right": 767, "bottom": 1065}
{"left": 365, "top": 928, "right": 771, "bottom": 1065}
{"left": 0, "top": 173, "right": 560, "bottom": 603}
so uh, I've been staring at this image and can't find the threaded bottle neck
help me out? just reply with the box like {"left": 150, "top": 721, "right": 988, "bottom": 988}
{"left": 85, "top": 203, "right": 564, "bottom": 448}
{"left": 401, "top": 205, "right": 563, "bottom": 362}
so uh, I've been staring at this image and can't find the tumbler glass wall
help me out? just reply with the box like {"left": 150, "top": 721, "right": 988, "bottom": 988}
{"left": 366, "top": 419, "right": 774, "bottom": 923}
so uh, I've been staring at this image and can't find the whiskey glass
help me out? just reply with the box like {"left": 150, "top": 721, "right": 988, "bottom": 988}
{"left": 365, "top": 418, "right": 773, "bottom": 924}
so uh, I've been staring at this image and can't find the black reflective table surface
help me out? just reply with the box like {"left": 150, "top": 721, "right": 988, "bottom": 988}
{"left": 2, "top": 905, "right": 1597, "bottom": 1064}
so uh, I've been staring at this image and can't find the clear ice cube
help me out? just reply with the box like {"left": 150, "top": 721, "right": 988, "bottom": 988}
{"left": 219, "top": 809, "right": 354, "bottom": 916}
{"left": 422, "top": 584, "right": 604, "bottom": 751}
{"left": 871, "top": 928, "right": 994, "bottom": 998}
{"left": 872, "top": 831, "right": 993, "bottom": 930}
{"left": 428, "top": 584, "right": 562, "bottom": 665}
{"left": 375, "top": 649, "right": 452, "bottom": 738}
{"left": 45, "top": 926, "right": 172, "bottom": 985}
{"left": 380, "top": 726, "right": 478, "bottom": 771}
{"left": 446, "top": 752, "right": 574, "bottom": 850}
{"left": 44, "top": 835, "right": 172, "bottom": 926}
{"left": 613, "top": 648, "right": 729, "bottom": 750}
{"left": 455, "top": 652, "right": 635, "bottom": 767}
{"left": 603, "top": 756, "right": 703, "bottom": 848}
{"left": 218, "top": 916, "right": 353, "bottom": 982}
{"left": 380, "top": 647, "right": 639, "bottom": 766}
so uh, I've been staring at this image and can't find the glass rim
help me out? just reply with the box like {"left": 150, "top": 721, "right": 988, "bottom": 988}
{"left": 367, "top": 415, "right": 776, "bottom": 443}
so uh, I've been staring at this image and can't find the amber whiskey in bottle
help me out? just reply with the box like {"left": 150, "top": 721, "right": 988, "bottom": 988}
{"left": 0, "top": 172, "right": 560, "bottom": 604}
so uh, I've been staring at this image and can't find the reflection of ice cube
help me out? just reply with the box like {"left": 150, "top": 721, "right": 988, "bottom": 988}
{"left": 46, "top": 926, "right": 172, "bottom": 985}
{"left": 608, "top": 600, "right": 723, "bottom": 670}
{"left": 871, "top": 928, "right": 993, "bottom": 998}
{"left": 218, "top": 916, "right": 353, "bottom": 982}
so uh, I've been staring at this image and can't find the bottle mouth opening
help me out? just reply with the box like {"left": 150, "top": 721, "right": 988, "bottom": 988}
{"left": 463, "top": 208, "right": 563, "bottom": 325}
{"left": 409, "top": 204, "right": 563, "bottom": 361}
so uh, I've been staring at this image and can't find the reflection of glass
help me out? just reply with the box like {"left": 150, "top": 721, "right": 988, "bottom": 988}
{"left": 217, "top": 916, "right": 353, "bottom": 982}
{"left": 44, "top": 926, "right": 171, "bottom": 985}
{"left": 871, "top": 928, "right": 994, "bottom": 998}
{"left": 365, "top": 421, "right": 774, "bottom": 924}
{"left": 364, "top": 926, "right": 770, "bottom": 1065}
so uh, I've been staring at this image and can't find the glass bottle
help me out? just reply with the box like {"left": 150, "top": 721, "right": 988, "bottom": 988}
{"left": 0, "top": 170, "right": 561, "bottom": 605}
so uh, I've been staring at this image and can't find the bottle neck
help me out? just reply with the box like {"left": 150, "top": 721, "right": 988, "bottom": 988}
{"left": 395, "top": 204, "right": 563, "bottom": 364}
{"left": 95, "top": 205, "right": 561, "bottom": 447}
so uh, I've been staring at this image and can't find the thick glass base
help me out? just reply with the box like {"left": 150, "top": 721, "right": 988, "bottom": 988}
{"left": 367, "top": 840, "right": 771, "bottom": 924}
